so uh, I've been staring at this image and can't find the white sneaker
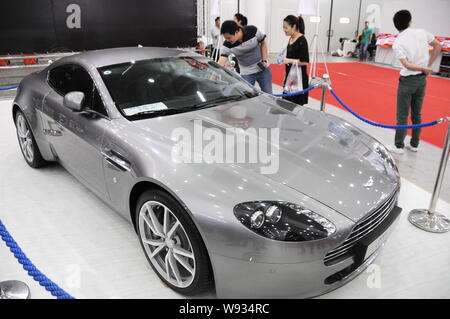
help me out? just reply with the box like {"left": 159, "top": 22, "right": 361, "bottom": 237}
{"left": 405, "top": 145, "right": 418, "bottom": 152}
{"left": 387, "top": 145, "right": 404, "bottom": 155}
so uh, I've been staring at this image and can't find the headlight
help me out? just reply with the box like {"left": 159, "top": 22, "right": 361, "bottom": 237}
{"left": 234, "top": 201, "right": 336, "bottom": 242}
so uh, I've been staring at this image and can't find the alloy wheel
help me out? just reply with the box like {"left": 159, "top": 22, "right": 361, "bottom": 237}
{"left": 138, "top": 201, "right": 196, "bottom": 288}
{"left": 16, "top": 114, "right": 34, "bottom": 163}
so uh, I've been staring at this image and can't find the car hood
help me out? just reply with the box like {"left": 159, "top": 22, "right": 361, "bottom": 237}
{"left": 132, "top": 95, "right": 400, "bottom": 223}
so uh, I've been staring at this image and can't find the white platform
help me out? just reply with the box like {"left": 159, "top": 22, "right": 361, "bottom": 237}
{"left": 375, "top": 46, "right": 443, "bottom": 73}
{"left": 0, "top": 98, "right": 449, "bottom": 299}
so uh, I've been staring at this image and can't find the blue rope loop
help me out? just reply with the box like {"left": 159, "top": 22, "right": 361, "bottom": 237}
{"left": 272, "top": 85, "right": 317, "bottom": 97}
{"left": 0, "top": 220, "right": 75, "bottom": 299}
{"left": 0, "top": 85, "right": 18, "bottom": 91}
{"left": 329, "top": 88, "right": 443, "bottom": 129}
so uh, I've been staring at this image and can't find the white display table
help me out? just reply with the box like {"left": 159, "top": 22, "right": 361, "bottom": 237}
{"left": 374, "top": 33, "right": 449, "bottom": 72}
{"left": 375, "top": 46, "right": 443, "bottom": 72}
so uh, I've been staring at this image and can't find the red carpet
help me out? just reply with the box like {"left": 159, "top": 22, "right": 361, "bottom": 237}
{"left": 271, "top": 63, "right": 450, "bottom": 148}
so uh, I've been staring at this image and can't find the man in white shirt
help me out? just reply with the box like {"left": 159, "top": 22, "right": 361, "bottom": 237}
{"left": 388, "top": 10, "right": 442, "bottom": 154}
{"left": 211, "top": 17, "right": 221, "bottom": 60}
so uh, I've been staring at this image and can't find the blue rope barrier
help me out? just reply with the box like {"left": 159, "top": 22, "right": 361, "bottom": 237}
{"left": 329, "top": 88, "right": 445, "bottom": 129}
{"left": 273, "top": 85, "right": 317, "bottom": 98}
{"left": 0, "top": 219, "right": 75, "bottom": 299}
{"left": 0, "top": 85, "right": 18, "bottom": 91}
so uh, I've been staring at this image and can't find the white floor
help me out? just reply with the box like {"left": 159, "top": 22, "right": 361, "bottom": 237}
{"left": 1, "top": 95, "right": 449, "bottom": 299}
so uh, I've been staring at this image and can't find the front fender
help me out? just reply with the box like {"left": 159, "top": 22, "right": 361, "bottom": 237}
{"left": 13, "top": 73, "right": 55, "bottom": 162}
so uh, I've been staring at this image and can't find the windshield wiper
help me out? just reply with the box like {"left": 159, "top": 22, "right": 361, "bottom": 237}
{"left": 190, "top": 94, "right": 248, "bottom": 109}
{"left": 128, "top": 108, "right": 189, "bottom": 118}
{"left": 129, "top": 94, "right": 259, "bottom": 119}
{"left": 128, "top": 104, "right": 216, "bottom": 118}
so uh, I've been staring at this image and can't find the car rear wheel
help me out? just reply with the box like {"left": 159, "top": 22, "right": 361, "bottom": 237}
{"left": 15, "top": 110, "right": 47, "bottom": 168}
{"left": 135, "top": 189, "right": 213, "bottom": 295}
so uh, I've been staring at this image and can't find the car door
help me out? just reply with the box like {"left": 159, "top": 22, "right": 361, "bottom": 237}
{"left": 42, "top": 63, "right": 109, "bottom": 199}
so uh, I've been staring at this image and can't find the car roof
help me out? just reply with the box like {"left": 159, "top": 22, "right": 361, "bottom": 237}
{"left": 57, "top": 47, "right": 199, "bottom": 68}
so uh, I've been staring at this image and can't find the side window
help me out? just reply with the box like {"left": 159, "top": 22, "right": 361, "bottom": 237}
{"left": 49, "top": 64, "right": 108, "bottom": 116}
{"left": 48, "top": 65, "right": 74, "bottom": 95}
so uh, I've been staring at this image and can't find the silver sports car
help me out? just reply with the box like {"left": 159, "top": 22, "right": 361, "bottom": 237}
{"left": 12, "top": 47, "right": 401, "bottom": 298}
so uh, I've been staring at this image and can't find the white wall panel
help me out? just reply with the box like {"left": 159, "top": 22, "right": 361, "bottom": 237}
{"left": 240, "top": 0, "right": 271, "bottom": 34}
{"left": 221, "top": 0, "right": 239, "bottom": 22}
{"left": 379, "top": 0, "right": 450, "bottom": 36}
{"left": 267, "top": 0, "right": 332, "bottom": 54}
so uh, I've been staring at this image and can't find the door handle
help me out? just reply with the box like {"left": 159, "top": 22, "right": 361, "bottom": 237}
{"left": 102, "top": 151, "right": 131, "bottom": 172}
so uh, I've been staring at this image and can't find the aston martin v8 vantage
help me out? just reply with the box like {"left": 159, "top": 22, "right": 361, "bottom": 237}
{"left": 12, "top": 47, "right": 401, "bottom": 298}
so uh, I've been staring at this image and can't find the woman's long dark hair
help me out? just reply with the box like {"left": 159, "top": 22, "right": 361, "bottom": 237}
{"left": 234, "top": 13, "right": 248, "bottom": 26}
{"left": 284, "top": 15, "right": 305, "bottom": 34}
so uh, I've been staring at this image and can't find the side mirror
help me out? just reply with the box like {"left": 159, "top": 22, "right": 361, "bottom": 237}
{"left": 64, "top": 91, "right": 85, "bottom": 112}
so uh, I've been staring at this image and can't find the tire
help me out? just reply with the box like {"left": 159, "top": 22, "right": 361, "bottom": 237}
{"left": 135, "top": 189, "right": 213, "bottom": 295}
{"left": 15, "top": 110, "right": 47, "bottom": 168}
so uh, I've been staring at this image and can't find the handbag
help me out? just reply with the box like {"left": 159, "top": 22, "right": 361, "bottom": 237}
{"left": 283, "top": 61, "right": 303, "bottom": 94}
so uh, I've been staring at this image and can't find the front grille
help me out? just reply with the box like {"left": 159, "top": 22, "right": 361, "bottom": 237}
{"left": 324, "top": 189, "right": 399, "bottom": 266}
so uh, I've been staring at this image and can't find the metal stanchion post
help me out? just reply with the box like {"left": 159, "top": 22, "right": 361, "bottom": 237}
{"left": 320, "top": 74, "right": 330, "bottom": 112}
{"left": 409, "top": 120, "right": 450, "bottom": 233}
{"left": 0, "top": 280, "right": 30, "bottom": 299}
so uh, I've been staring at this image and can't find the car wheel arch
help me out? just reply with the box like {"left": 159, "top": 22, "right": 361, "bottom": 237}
{"left": 12, "top": 103, "right": 38, "bottom": 138}
{"left": 128, "top": 179, "right": 217, "bottom": 291}
{"left": 128, "top": 179, "right": 202, "bottom": 235}
{"left": 13, "top": 103, "right": 37, "bottom": 135}
{"left": 12, "top": 103, "right": 22, "bottom": 123}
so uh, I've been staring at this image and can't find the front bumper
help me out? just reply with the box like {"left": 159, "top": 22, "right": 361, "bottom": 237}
{"left": 211, "top": 205, "right": 402, "bottom": 298}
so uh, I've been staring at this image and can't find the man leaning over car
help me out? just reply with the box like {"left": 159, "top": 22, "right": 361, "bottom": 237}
{"left": 218, "top": 20, "right": 273, "bottom": 94}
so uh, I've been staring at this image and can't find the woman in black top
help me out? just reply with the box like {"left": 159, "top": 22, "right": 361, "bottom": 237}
{"left": 282, "top": 15, "right": 309, "bottom": 105}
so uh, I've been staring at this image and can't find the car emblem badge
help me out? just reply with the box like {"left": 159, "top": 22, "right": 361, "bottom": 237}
{"left": 363, "top": 177, "right": 374, "bottom": 189}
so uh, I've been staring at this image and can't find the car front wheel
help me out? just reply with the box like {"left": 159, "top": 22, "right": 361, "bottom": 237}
{"left": 15, "top": 110, "right": 47, "bottom": 168}
{"left": 135, "top": 189, "right": 213, "bottom": 295}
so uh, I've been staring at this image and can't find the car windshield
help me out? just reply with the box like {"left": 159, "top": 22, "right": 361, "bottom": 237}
{"left": 98, "top": 56, "right": 260, "bottom": 120}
